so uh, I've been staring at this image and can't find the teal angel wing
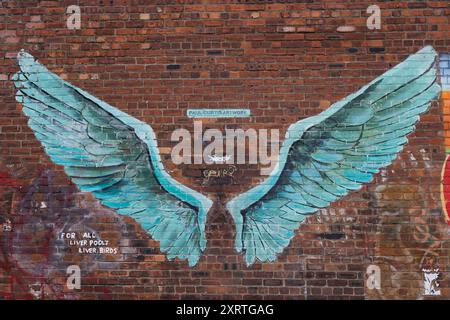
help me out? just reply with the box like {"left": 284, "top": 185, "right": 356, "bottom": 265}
{"left": 226, "top": 46, "right": 441, "bottom": 266}
{"left": 13, "top": 50, "right": 212, "bottom": 266}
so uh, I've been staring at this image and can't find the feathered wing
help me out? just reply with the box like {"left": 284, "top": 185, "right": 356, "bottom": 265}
{"left": 13, "top": 51, "right": 212, "bottom": 266}
{"left": 227, "top": 46, "right": 441, "bottom": 266}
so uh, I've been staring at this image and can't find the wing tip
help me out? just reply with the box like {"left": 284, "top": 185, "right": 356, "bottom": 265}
{"left": 17, "top": 49, "right": 38, "bottom": 72}
{"left": 17, "top": 49, "right": 34, "bottom": 61}
{"left": 420, "top": 45, "right": 437, "bottom": 56}
{"left": 188, "top": 255, "right": 200, "bottom": 267}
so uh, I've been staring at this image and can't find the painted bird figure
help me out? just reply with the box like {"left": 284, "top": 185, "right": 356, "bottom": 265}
{"left": 13, "top": 46, "right": 440, "bottom": 266}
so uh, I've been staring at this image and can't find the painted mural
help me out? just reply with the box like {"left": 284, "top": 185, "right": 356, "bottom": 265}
{"left": 227, "top": 46, "right": 440, "bottom": 265}
{"left": 13, "top": 46, "right": 440, "bottom": 268}
{"left": 440, "top": 53, "right": 450, "bottom": 225}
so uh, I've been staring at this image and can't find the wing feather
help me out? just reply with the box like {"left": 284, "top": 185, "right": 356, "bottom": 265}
{"left": 14, "top": 51, "right": 212, "bottom": 266}
{"left": 227, "top": 46, "right": 441, "bottom": 265}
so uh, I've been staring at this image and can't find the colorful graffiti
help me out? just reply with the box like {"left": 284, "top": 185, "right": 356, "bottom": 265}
{"left": 440, "top": 53, "right": 450, "bottom": 225}
{"left": 0, "top": 169, "right": 125, "bottom": 299}
{"left": 366, "top": 180, "right": 448, "bottom": 299}
{"left": 13, "top": 47, "right": 440, "bottom": 268}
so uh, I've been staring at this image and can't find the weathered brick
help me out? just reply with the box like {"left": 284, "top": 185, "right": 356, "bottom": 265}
{"left": 0, "top": 0, "right": 448, "bottom": 302}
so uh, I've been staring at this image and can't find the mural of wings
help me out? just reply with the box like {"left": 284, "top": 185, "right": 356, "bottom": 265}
{"left": 13, "top": 50, "right": 213, "bottom": 267}
{"left": 227, "top": 46, "right": 441, "bottom": 266}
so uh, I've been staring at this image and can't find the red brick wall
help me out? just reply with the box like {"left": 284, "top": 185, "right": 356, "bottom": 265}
{"left": 0, "top": 0, "right": 449, "bottom": 299}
